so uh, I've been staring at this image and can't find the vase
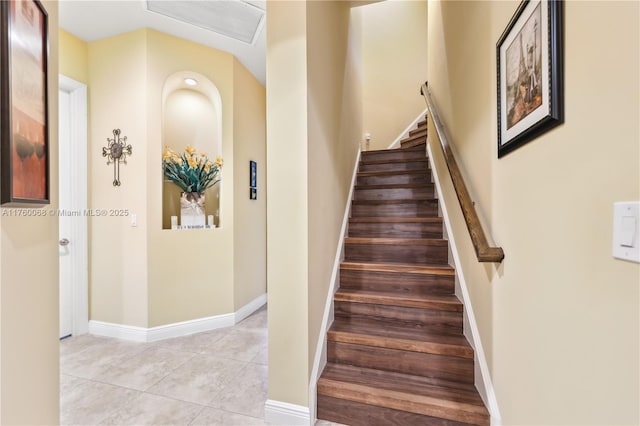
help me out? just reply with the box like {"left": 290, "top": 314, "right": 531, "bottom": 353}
{"left": 180, "top": 192, "right": 205, "bottom": 227}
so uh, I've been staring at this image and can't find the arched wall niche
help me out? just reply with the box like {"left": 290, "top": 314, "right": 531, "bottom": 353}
{"left": 161, "top": 71, "right": 223, "bottom": 229}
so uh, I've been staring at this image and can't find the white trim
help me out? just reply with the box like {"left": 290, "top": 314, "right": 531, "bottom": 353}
{"left": 235, "top": 293, "right": 268, "bottom": 323}
{"left": 264, "top": 400, "right": 310, "bottom": 426}
{"left": 59, "top": 75, "right": 89, "bottom": 337}
{"left": 386, "top": 107, "right": 428, "bottom": 149}
{"left": 426, "top": 141, "right": 502, "bottom": 424}
{"left": 308, "top": 148, "right": 361, "bottom": 424}
{"left": 89, "top": 293, "right": 266, "bottom": 342}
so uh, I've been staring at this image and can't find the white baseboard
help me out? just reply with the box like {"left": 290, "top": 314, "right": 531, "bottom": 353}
{"left": 426, "top": 141, "right": 502, "bottom": 424}
{"left": 89, "top": 293, "right": 267, "bottom": 343}
{"left": 264, "top": 400, "right": 310, "bottom": 426}
{"left": 307, "top": 148, "right": 361, "bottom": 424}
{"left": 387, "top": 107, "right": 428, "bottom": 149}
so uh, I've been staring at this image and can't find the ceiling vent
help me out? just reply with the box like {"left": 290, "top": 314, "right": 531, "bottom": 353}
{"left": 146, "top": 0, "right": 265, "bottom": 44}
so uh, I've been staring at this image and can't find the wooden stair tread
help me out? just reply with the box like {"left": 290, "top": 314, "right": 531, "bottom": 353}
{"left": 359, "top": 158, "right": 428, "bottom": 166}
{"left": 335, "top": 289, "right": 462, "bottom": 312}
{"left": 318, "top": 376, "right": 488, "bottom": 425}
{"left": 340, "top": 261, "right": 454, "bottom": 275}
{"left": 349, "top": 217, "right": 442, "bottom": 223}
{"left": 352, "top": 198, "right": 437, "bottom": 205}
{"left": 362, "top": 145, "right": 425, "bottom": 155}
{"left": 357, "top": 169, "right": 428, "bottom": 177}
{"left": 354, "top": 183, "right": 432, "bottom": 190}
{"left": 345, "top": 237, "right": 448, "bottom": 246}
{"left": 329, "top": 318, "right": 474, "bottom": 358}
{"left": 321, "top": 363, "right": 486, "bottom": 408}
{"left": 402, "top": 130, "right": 427, "bottom": 141}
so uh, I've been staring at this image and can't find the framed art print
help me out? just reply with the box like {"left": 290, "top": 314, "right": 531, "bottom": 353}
{"left": 0, "top": 0, "right": 49, "bottom": 205}
{"left": 497, "top": 0, "right": 563, "bottom": 158}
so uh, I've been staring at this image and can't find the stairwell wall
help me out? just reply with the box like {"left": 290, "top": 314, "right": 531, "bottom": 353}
{"left": 266, "top": 0, "right": 363, "bottom": 413}
{"left": 427, "top": 1, "right": 639, "bottom": 424}
{"left": 360, "top": 0, "right": 428, "bottom": 150}
{"left": 0, "top": 1, "right": 60, "bottom": 423}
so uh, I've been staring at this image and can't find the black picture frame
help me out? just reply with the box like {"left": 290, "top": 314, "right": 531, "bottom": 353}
{"left": 0, "top": 0, "right": 49, "bottom": 205}
{"left": 249, "top": 160, "right": 257, "bottom": 188}
{"left": 497, "top": 0, "right": 563, "bottom": 158}
{"left": 250, "top": 187, "right": 257, "bottom": 200}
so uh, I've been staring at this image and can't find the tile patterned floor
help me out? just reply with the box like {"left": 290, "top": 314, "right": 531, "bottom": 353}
{"left": 60, "top": 306, "right": 271, "bottom": 426}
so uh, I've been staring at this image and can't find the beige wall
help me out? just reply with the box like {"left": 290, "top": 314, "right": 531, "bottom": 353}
{"left": 360, "top": 0, "right": 427, "bottom": 150}
{"left": 88, "top": 30, "right": 149, "bottom": 327}
{"left": 233, "top": 59, "right": 267, "bottom": 310}
{"left": 59, "top": 29, "right": 88, "bottom": 84}
{"left": 60, "top": 27, "right": 266, "bottom": 328}
{"left": 306, "top": 0, "right": 362, "bottom": 373}
{"left": 0, "top": 1, "right": 60, "bottom": 423}
{"left": 427, "top": 1, "right": 639, "bottom": 424}
{"left": 145, "top": 29, "right": 238, "bottom": 327}
{"left": 267, "top": 0, "right": 362, "bottom": 409}
{"left": 266, "top": 0, "right": 310, "bottom": 407}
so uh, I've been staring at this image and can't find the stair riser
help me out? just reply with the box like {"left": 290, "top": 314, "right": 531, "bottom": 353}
{"left": 361, "top": 150, "right": 425, "bottom": 162}
{"left": 318, "top": 395, "right": 479, "bottom": 426}
{"left": 340, "top": 269, "right": 455, "bottom": 295}
{"left": 334, "top": 302, "right": 463, "bottom": 335}
{"left": 402, "top": 140, "right": 427, "bottom": 149}
{"left": 357, "top": 173, "right": 430, "bottom": 186}
{"left": 353, "top": 186, "right": 434, "bottom": 201}
{"left": 410, "top": 126, "right": 428, "bottom": 137}
{"left": 359, "top": 161, "right": 428, "bottom": 172}
{"left": 401, "top": 132, "right": 427, "bottom": 144}
{"left": 328, "top": 342, "right": 474, "bottom": 384}
{"left": 344, "top": 242, "right": 448, "bottom": 264}
{"left": 351, "top": 201, "right": 438, "bottom": 217}
{"left": 348, "top": 221, "right": 443, "bottom": 239}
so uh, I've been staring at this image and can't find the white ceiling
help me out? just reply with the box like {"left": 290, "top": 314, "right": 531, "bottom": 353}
{"left": 59, "top": 0, "right": 266, "bottom": 85}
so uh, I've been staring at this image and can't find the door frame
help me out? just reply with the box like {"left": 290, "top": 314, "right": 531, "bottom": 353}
{"left": 59, "top": 75, "right": 88, "bottom": 336}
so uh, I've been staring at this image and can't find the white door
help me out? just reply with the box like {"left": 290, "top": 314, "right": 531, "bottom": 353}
{"left": 58, "top": 76, "right": 89, "bottom": 339}
{"left": 59, "top": 89, "right": 73, "bottom": 338}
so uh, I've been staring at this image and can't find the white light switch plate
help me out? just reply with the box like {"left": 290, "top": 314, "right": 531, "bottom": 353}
{"left": 612, "top": 202, "right": 640, "bottom": 263}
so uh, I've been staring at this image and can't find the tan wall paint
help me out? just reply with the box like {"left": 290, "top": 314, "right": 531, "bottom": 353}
{"left": 306, "top": 0, "right": 362, "bottom": 374}
{"left": 87, "top": 30, "right": 149, "bottom": 327}
{"left": 232, "top": 59, "right": 267, "bottom": 310}
{"left": 266, "top": 0, "right": 310, "bottom": 407}
{"left": 145, "top": 29, "right": 237, "bottom": 327}
{"left": 0, "top": 1, "right": 60, "bottom": 423}
{"left": 59, "top": 29, "right": 88, "bottom": 84}
{"left": 428, "top": 1, "right": 639, "bottom": 424}
{"left": 267, "top": 0, "right": 363, "bottom": 408}
{"left": 361, "top": 0, "right": 427, "bottom": 150}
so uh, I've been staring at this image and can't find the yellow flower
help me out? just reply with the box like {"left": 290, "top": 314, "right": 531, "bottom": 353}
{"left": 215, "top": 156, "right": 224, "bottom": 168}
{"left": 163, "top": 151, "right": 172, "bottom": 160}
{"left": 171, "top": 155, "right": 182, "bottom": 164}
{"left": 187, "top": 156, "right": 198, "bottom": 169}
{"left": 200, "top": 152, "right": 207, "bottom": 158}
{"left": 204, "top": 161, "right": 213, "bottom": 172}
{"left": 185, "top": 145, "right": 196, "bottom": 155}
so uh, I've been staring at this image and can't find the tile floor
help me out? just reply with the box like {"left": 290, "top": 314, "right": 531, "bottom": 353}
{"left": 61, "top": 306, "right": 271, "bottom": 426}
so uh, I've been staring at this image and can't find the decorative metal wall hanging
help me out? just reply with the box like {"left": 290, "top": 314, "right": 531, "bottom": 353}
{"left": 102, "top": 129, "right": 132, "bottom": 186}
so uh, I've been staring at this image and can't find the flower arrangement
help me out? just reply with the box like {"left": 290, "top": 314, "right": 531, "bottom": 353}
{"left": 162, "top": 145, "right": 223, "bottom": 193}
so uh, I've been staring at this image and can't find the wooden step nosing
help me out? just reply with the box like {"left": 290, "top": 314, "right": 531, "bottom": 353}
{"left": 348, "top": 217, "right": 443, "bottom": 223}
{"left": 352, "top": 198, "right": 438, "bottom": 205}
{"left": 327, "top": 330, "right": 474, "bottom": 359}
{"left": 317, "top": 378, "right": 488, "bottom": 425}
{"left": 354, "top": 183, "right": 433, "bottom": 190}
{"left": 334, "top": 291, "right": 462, "bottom": 312}
{"left": 344, "top": 237, "right": 448, "bottom": 246}
{"left": 361, "top": 147, "right": 425, "bottom": 155}
{"left": 359, "top": 158, "right": 428, "bottom": 166}
{"left": 340, "top": 261, "right": 455, "bottom": 275}
{"left": 357, "top": 169, "right": 429, "bottom": 177}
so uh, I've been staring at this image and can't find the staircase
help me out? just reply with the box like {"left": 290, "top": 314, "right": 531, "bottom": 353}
{"left": 316, "top": 120, "right": 490, "bottom": 426}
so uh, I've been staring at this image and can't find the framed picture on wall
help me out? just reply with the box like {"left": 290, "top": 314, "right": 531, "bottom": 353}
{"left": 0, "top": 0, "right": 50, "bottom": 205}
{"left": 250, "top": 187, "right": 257, "bottom": 200}
{"left": 249, "top": 160, "right": 257, "bottom": 188}
{"left": 497, "top": 0, "right": 563, "bottom": 158}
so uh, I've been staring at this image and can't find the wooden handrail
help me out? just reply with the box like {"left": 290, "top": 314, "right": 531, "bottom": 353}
{"left": 420, "top": 82, "right": 504, "bottom": 263}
